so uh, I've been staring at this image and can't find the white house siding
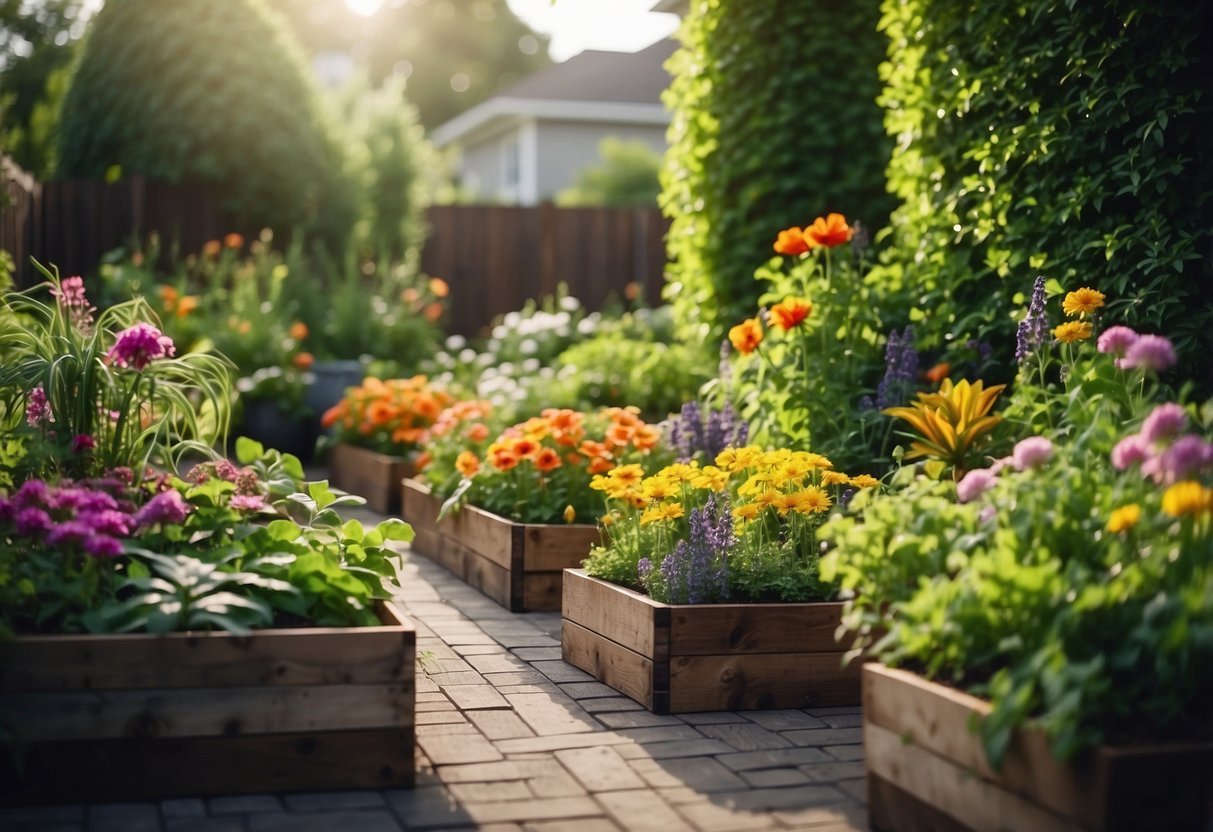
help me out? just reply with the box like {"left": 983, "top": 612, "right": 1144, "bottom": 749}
{"left": 533, "top": 120, "right": 667, "bottom": 203}
{"left": 459, "top": 127, "right": 522, "bottom": 203}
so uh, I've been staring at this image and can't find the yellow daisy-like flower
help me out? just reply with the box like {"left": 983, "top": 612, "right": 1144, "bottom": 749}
{"left": 790, "top": 487, "right": 832, "bottom": 514}
{"left": 1053, "top": 321, "right": 1093, "bottom": 344}
{"left": 737, "top": 474, "right": 768, "bottom": 497}
{"left": 732, "top": 503, "right": 761, "bottom": 521}
{"left": 754, "top": 490, "right": 783, "bottom": 511}
{"left": 643, "top": 479, "right": 678, "bottom": 501}
{"left": 589, "top": 475, "right": 611, "bottom": 492}
{"left": 1061, "top": 287, "right": 1106, "bottom": 318}
{"left": 849, "top": 474, "right": 880, "bottom": 489}
{"left": 1105, "top": 504, "right": 1141, "bottom": 534}
{"left": 820, "top": 471, "right": 851, "bottom": 487}
{"left": 799, "top": 452, "right": 834, "bottom": 470}
{"left": 640, "top": 502, "right": 685, "bottom": 525}
{"left": 717, "top": 446, "right": 763, "bottom": 472}
{"left": 608, "top": 464, "right": 645, "bottom": 486}
{"left": 690, "top": 466, "right": 729, "bottom": 492}
{"left": 1161, "top": 481, "right": 1213, "bottom": 518}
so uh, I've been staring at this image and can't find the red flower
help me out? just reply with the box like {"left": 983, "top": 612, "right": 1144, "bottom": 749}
{"left": 769, "top": 297, "right": 812, "bottom": 331}
{"left": 773, "top": 226, "right": 813, "bottom": 255}
{"left": 805, "top": 213, "right": 853, "bottom": 248}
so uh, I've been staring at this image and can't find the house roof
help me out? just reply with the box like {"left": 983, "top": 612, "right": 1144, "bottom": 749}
{"left": 431, "top": 38, "right": 677, "bottom": 147}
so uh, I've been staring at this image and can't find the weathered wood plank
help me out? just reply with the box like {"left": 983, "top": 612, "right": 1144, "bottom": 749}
{"left": 1, "top": 727, "right": 414, "bottom": 804}
{"left": 0, "top": 603, "right": 412, "bottom": 691}
{"left": 521, "top": 572, "right": 563, "bottom": 612}
{"left": 521, "top": 524, "right": 601, "bottom": 572}
{"left": 668, "top": 652, "right": 859, "bottom": 712}
{"left": 448, "top": 503, "right": 515, "bottom": 570}
{"left": 328, "top": 443, "right": 412, "bottom": 515}
{"left": 561, "top": 619, "right": 655, "bottom": 711}
{"left": 458, "top": 541, "right": 513, "bottom": 609}
{"left": 867, "top": 773, "right": 979, "bottom": 832}
{"left": 2, "top": 680, "right": 412, "bottom": 742}
{"left": 561, "top": 569, "right": 660, "bottom": 657}
{"left": 669, "top": 602, "right": 850, "bottom": 655}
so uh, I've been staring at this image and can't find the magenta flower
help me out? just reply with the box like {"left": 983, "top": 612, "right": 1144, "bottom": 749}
{"left": 72, "top": 434, "right": 96, "bottom": 454}
{"left": 52, "top": 275, "right": 96, "bottom": 329}
{"left": 47, "top": 521, "right": 92, "bottom": 546}
{"left": 1111, "top": 434, "right": 1151, "bottom": 471}
{"left": 14, "top": 507, "right": 53, "bottom": 536}
{"left": 1119, "top": 335, "right": 1177, "bottom": 372}
{"left": 215, "top": 459, "right": 241, "bottom": 482}
{"left": 78, "top": 509, "right": 134, "bottom": 537}
{"left": 107, "top": 323, "right": 176, "bottom": 370}
{"left": 229, "top": 494, "right": 267, "bottom": 512}
{"left": 957, "top": 468, "right": 998, "bottom": 503}
{"left": 133, "top": 489, "right": 190, "bottom": 528}
{"left": 1012, "top": 436, "right": 1054, "bottom": 471}
{"left": 11, "top": 479, "right": 49, "bottom": 508}
{"left": 1142, "top": 435, "right": 1213, "bottom": 485}
{"left": 83, "top": 534, "right": 124, "bottom": 558}
{"left": 25, "top": 385, "right": 54, "bottom": 427}
{"left": 1140, "top": 403, "right": 1188, "bottom": 445}
{"left": 1097, "top": 326, "right": 1139, "bottom": 358}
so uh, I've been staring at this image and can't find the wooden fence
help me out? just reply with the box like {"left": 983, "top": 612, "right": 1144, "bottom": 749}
{"left": 0, "top": 159, "right": 669, "bottom": 336}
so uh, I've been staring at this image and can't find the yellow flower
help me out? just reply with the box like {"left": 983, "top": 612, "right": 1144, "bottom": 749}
{"left": 608, "top": 464, "right": 645, "bottom": 486}
{"left": 716, "top": 446, "right": 762, "bottom": 471}
{"left": 849, "top": 474, "right": 880, "bottom": 489}
{"left": 789, "top": 487, "right": 832, "bottom": 514}
{"left": 732, "top": 503, "right": 761, "bottom": 521}
{"left": 1161, "top": 481, "right": 1213, "bottom": 518}
{"left": 563, "top": 505, "right": 577, "bottom": 524}
{"left": 643, "top": 478, "right": 678, "bottom": 501}
{"left": 640, "top": 502, "right": 685, "bottom": 525}
{"left": 1053, "top": 321, "right": 1093, "bottom": 344}
{"left": 1061, "top": 287, "right": 1106, "bottom": 318}
{"left": 1106, "top": 504, "right": 1140, "bottom": 534}
{"left": 754, "top": 490, "right": 782, "bottom": 511}
{"left": 883, "top": 378, "right": 1006, "bottom": 469}
{"left": 820, "top": 471, "right": 851, "bottom": 487}
{"left": 690, "top": 466, "right": 729, "bottom": 492}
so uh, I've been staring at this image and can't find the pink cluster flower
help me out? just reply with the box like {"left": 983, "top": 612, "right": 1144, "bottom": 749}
{"left": 1096, "top": 326, "right": 1139, "bottom": 358}
{"left": 52, "top": 276, "right": 96, "bottom": 329}
{"left": 133, "top": 489, "right": 191, "bottom": 528}
{"left": 1012, "top": 436, "right": 1053, "bottom": 471}
{"left": 1119, "top": 335, "right": 1177, "bottom": 372}
{"left": 229, "top": 494, "right": 267, "bottom": 512}
{"left": 1113, "top": 403, "right": 1213, "bottom": 485}
{"left": 25, "top": 385, "right": 54, "bottom": 428}
{"left": 107, "top": 323, "right": 176, "bottom": 370}
{"left": 957, "top": 468, "right": 998, "bottom": 503}
{"left": 0, "top": 479, "right": 135, "bottom": 558}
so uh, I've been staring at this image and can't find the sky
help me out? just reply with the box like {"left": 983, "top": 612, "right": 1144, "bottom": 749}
{"left": 504, "top": 0, "right": 679, "bottom": 62}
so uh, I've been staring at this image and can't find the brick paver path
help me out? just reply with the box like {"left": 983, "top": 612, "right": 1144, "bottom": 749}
{"left": 3, "top": 535, "right": 870, "bottom": 832}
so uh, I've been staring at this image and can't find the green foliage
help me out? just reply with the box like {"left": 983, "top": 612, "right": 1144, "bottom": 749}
{"left": 660, "top": 0, "right": 893, "bottom": 345}
{"left": 556, "top": 138, "right": 662, "bottom": 207}
{"left": 56, "top": 0, "right": 357, "bottom": 246}
{"left": 875, "top": 0, "right": 1213, "bottom": 389}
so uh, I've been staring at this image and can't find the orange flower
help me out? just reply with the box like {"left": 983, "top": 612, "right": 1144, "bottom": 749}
{"left": 511, "top": 438, "right": 539, "bottom": 459}
{"left": 289, "top": 321, "right": 309, "bottom": 340}
{"left": 424, "top": 302, "right": 444, "bottom": 323}
{"left": 631, "top": 424, "right": 661, "bottom": 451}
{"left": 202, "top": 240, "right": 221, "bottom": 258}
{"left": 729, "top": 318, "right": 764, "bottom": 355}
{"left": 456, "top": 450, "right": 480, "bottom": 478}
{"left": 414, "top": 451, "right": 433, "bottom": 471}
{"left": 224, "top": 232, "right": 245, "bottom": 249}
{"left": 924, "top": 362, "right": 950, "bottom": 384}
{"left": 237, "top": 320, "right": 252, "bottom": 335}
{"left": 175, "top": 295, "right": 199, "bottom": 317}
{"left": 606, "top": 423, "right": 634, "bottom": 447}
{"left": 321, "top": 402, "right": 345, "bottom": 428}
{"left": 773, "top": 226, "right": 813, "bottom": 256}
{"left": 533, "top": 447, "right": 562, "bottom": 472}
{"left": 159, "top": 285, "right": 179, "bottom": 310}
{"left": 465, "top": 422, "right": 490, "bottom": 442}
{"left": 292, "top": 352, "right": 314, "bottom": 370}
{"left": 624, "top": 281, "right": 641, "bottom": 301}
{"left": 805, "top": 213, "right": 853, "bottom": 248}
{"left": 588, "top": 457, "right": 614, "bottom": 475}
{"left": 769, "top": 297, "right": 812, "bottom": 331}
{"left": 491, "top": 451, "right": 519, "bottom": 472}
{"left": 428, "top": 277, "right": 450, "bottom": 298}
{"left": 402, "top": 287, "right": 420, "bottom": 304}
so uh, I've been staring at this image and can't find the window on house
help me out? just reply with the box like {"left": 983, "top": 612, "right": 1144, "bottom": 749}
{"left": 502, "top": 138, "right": 520, "bottom": 200}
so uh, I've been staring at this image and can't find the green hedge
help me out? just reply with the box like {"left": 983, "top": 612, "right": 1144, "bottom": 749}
{"left": 56, "top": 0, "right": 356, "bottom": 246}
{"left": 877, "top": 1, "right": 1213, "bottom": 384}
{"left": 660, "top": 0, "right": 893, "bottom": 345}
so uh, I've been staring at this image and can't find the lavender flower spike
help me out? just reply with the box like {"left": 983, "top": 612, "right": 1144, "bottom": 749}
{"left": 1015, "top": 276, "right": 1049, "bottom": 365}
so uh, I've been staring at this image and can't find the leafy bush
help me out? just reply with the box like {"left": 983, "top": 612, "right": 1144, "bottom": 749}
{"left": 556, "top": 138, "right": 662, "bottom": 207}
{"left": 57, "top": 0, "right": 357, "bottom": 246}
{"left": 660, "top": 0, "right": 893, "bottom": 345}
{"left": 875, "top": 0, "right": 1213, "bottom": 389}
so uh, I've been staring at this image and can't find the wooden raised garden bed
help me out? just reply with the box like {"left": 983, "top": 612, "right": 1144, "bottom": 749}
{"left": 328, "top": 442, "right": 414, "bottom": 515}
{"left": 0, "top": 602, "right": 415, "bottom": 804}
{"left": 863, "top": 663, "right": 1213, "bottom": 832}
{"left": 401, "top": 479, "right": 601, "bottom": 612}
{"left": 561, "top": 568, "right": 860, "bottom": 713}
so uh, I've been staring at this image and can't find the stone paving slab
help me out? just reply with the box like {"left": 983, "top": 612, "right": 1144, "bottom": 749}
{"left": 7, "top": 535, "right": 869, "bottom": 832}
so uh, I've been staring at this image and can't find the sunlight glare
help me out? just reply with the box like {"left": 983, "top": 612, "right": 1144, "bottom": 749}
{"left": 345, "top": 0, "right": 385, "bottom": 16}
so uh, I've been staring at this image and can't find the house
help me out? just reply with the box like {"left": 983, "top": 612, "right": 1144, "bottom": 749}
{"left": 431, "top": 38, "right": 676, "bottom": 205}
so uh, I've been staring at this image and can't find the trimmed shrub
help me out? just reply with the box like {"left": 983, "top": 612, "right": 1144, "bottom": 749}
{"left": 876, "top": 1, "right": 1213, "bottom": 386}
{"left": 660, "top": 0, "right": 893, "bottom": 344}
{"left": 56, "top": 0, "right": 356, "bottom": 245}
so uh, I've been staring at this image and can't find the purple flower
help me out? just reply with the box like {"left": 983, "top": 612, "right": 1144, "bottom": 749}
{"left": 637, "top": 557, "right": 653, "bottom": 584}
{"left": 47, "top": 486, "right": 119, "bottom": 514}
{"left": 83, "top": 534, "right": 124, "bottom": 558}
{"left": 1111, "top": 434, "right": 1151, "bottom": 471}
{"left": 1012, "top": 436, "right": 1054, "bottom": 471}
{"left": 52, "top": 276, "right": 96, "bottom": 329}
{"left": 1140, "top": 403, "right": 1188, "bottom": 445}
{"left": 876, "top": 326, "right": 919, "bottom": 410}
{"left": 11, "top": 479, "right": 49, "bottom": 508}
{"left": 107, "top": 467, "right": 135, "bottom": 485}
{"left": 78, "top": 509, "right": 134, "bottom": 537}
{"left": 133, "top": 489, "right": 190, "bottom": 528}
{"left": 1120, "top": 335, "right": 1177, "bottom": 372}
{"left": 1015, "top": 276, "right": 1050, "bottom": 365}
{"left": 957, "top": 468, "right": 997, "bottom": 503}
{"left": 14, "top": 507, "right": 53, "bottom": 536}
{"left": 659, "top": 494, "right": 733, "bottom": 604}
{"left": 72, "top": 434, "right": 96, "bottom": 454}
{"left": 25, "top": 386, "right": 54, "bottom": 428}
{"left": 1097, "top": 326, "right": 1139, "bottom": 358}
{"left": 670, "top": 401, "right": 748, "bottom": 462}
{"left": 107, "top": 323, "right": 176, "bottom": 370}
{"left": 1142, "top": 435, "right": 1213, "bottom": 485}
{"left": 47, "top": 520, "right": 92, "bottom": 546}
{"left": 229, "top": 494, "right": 266, "bottom": 512}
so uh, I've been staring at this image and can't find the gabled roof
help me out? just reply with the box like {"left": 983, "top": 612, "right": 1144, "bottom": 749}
{"left": 431, "top": 38, "right": 676, "bottom": 147}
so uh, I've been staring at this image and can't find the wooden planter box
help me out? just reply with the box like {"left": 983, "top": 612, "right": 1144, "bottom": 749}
{"left": 0, "top": 602, "right": 415, "bottom": 804}
{"left": 329, "top": 442, "right": 414, "bottom": 515}
{"left": 561, "top": 569, "right": 860, "bottom": 713}
{"left": 863, "top": 663, "right": 1213, "bottom": 832}
{"left": 401, "top": 479, "right": 600, "bottom": 612}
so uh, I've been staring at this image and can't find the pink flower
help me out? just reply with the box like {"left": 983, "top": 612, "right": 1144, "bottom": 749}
{"left": 72, "top": 434, "right": 96, "bottom": 454}
{"left": 229, "top": 494, "right": 266, "bottom": 512}
{"left": 107, "top": 323, "right": 176, "bottom": 370}
{"left": 1012, "top": 436, "right": 1053, "bottom": 471}
{"left": 14, "top": 507, "right": 53, "bottom": 536}
{"left": 133, "top": 489, "right": 190, "bottom": 527}
{"left": 1119, "top": 335, "right": 1177, "bottom": 372}
{"left": 83, "top": 535, "right": 124, "bottom": 558}
{"left": 52, "top": 276, "right": 96, "bottom": 329}
{"left": 1142, "top": 434, "right": 1213, "bottom": 485}
{"left": 957, "top": 468, "right": 998, "bottom": 503}
{"left": 1140, "top": 403, "right": 1188, "bottom": 445}
{"left": 1111, "top": 434, "right": 1151, "bottom": 471}
{"left": 1097, "top": 326, "right": 1139, "bottom": 358}
{"left": 25, "top": 386, "right": 54, "bottom": 427}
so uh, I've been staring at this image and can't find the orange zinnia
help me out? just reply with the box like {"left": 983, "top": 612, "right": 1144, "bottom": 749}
{"left": 511, "top": 438, "right": 539, "bottom": 459}
{"left": 456, "top": 450, "right": 480, "bottom": 478}
{"left": 729, "top": 318, "right": 764, "bottom": 355}
{"left": 224, "top": 232, "right": 245, "bottom": 249}
{"left": 292, "top": 351, "right": 315, "bottom": 370}
{"left": 289, "top": 321, "right": 309, "bottom": 340}
{"left": 588, "top": 457, "right": 614, "bottom": 475}
{"left": 428, "top": 277, "right": 450, "bottom": 298}
{"left": 465, "top": 422, "right": 490, "bottom": 442}
{"left": 805, "top": 213, "right": 853, "bottom": 248}
{"left": 533, "top": 447, "right": 562, "bottom": 472}
{"left": 491, "top": 452, "right": 519, "bottom": 472}
{"left": 769, "top": 297, "right": 812, "bottom": 331}
{"left": 773, "top": 226, "right": 813, "bottom": 256}
{"left": 176, "top": 295, "right": 200, "bottom": 317}
{"left": 924, "top": 362, "right": 950, "bottom": 384}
